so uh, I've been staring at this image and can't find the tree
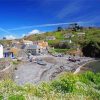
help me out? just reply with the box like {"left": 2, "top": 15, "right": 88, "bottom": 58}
{"left": 69, "top": 23, "right": 81, "bottom": 31}
{"left": 82, "top": 40, "right": 100, "bottom": 57}
{"left": 3, "top": 37, "right": 6, "bottom": 40}
{"left": 57, "top": 27, "right": 63, "bottom": 31}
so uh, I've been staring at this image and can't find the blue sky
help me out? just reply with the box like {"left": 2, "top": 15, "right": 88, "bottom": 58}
{"left": 0, "top": 0, "right": 100, "bottom": 39}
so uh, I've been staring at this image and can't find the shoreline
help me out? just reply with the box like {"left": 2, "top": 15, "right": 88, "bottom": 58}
{"left": 73, "top": 59, "right": 97, "bottom": 74}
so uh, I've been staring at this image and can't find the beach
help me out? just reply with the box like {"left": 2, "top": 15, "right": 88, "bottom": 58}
{"left": 14, "top": 54, "right": 94, "bottom": 85}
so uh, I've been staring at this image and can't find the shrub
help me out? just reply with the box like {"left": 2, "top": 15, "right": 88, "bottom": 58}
{"left": 8, "top": 95, "right": 25, "bottom": 100}
{"left": 51, "top": 73, "right": 78, "bottom": 93}
{"left": 0, "top": 95, "right": 3, "bottom": 100}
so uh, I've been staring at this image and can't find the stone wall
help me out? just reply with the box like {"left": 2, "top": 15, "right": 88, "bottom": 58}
{"left": 0, "top": 64, "right": 14, "bottom": 80}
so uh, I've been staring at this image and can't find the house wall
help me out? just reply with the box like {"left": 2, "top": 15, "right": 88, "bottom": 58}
{"left": 0, "top": 45, "right": 3, "bottom": 58}
{"left": 27, "top": 49, "right": 37, "bottom": 55}
{"left": 26, "top": 42, "right": 48, "bottom": 55}
{"left": 38, "top": 41, "right": 48, "bottom": 47}
{"left": 27, "top": 48, "right": 44, "bottom": 55}
{"left": 24, "top": 42, "right": 33, "bottom": 45}
{"left": 23, "top": 40, "right": 33, "bottom": 45}
{"left": 4, "top": 52, "right": 14, "bottom": 58}
{"left": 10, "top": 47, "right": 20, "bottom": 56}
{"left": 36, "top": 48, "right": 42, "bottom": 54}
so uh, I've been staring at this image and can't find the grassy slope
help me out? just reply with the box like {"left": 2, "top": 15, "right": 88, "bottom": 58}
{"left": 0, "top": 71, "right": 100, "bottom": 100}
{"left": 24, "top": 28, "right": 100, "bottom": 43}
{"left": 24, "top": 31, "right": 65, "bottom": 41}
{"left": 0, "top": 29, "right": 100, "bottom": 45}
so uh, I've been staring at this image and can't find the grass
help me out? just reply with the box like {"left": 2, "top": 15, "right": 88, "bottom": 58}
{"left": 54, "top": 32, "right": 65, "bottom": 40}
{"left": 54, "top": 49, "right": 68, "bottom": 53}
{"left": 48, "top": 48, "right": 68, "bottom": 54}
{"left": 12, "top": 61, "right": 20, "bottom": 65}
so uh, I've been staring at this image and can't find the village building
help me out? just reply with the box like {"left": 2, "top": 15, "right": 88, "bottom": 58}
{"left": 0, "top": 44, "right": 3, "bottom": 58}
{"left": 11, "top": 40, "right": 19, "bottom": 46}
{"left": 61, "top": 40, "right": 72, "bottom": 44}
{"left": 3, "top": 46, "right": 20, "bottom": 58}
{"left": 46, "top": 36, "right": 56, "bottom": 40}
{"left": 64, "top": 33, "right": 74, "bottom": 38}
{"left": 21, "top": 39, "right": 33, "bottom": 45}
{"left": 11, "top": 40, "right": 23, "bottom": 49}
{"left": 77, "top": 32, "right": 85, "bottom": 37}
{"left": 11, "top": 40, "right": 20, "bottom": 44}
{"left": 10, "top": 47, "right": 20, "bottom": 56}
{"left": 25, "top": 45, "right": 42, "bottom": 55}
{"left": 33, "top": 41, "right": 48, "bottom": 49}
{"left": 26, "top": 41, "right": 48, "bottom": 55}
{"left": 3, "top": 49, "right": 14, "bottom": 58}
{"left": 38, "top": 41, "right": 48, "bottom": 49}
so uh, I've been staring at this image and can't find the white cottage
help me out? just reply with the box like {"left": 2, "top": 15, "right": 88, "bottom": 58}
{"left": 77, "top": 32, "right": 85, "bottom": 37}
{"left": 0, "top": 44, "right": 3, "bottom": 58}
{"left": 22, "top": 39, "right": 33, "bottom": 45}
{"left": 46, "top": 36, "right": 56, "bottom": 40}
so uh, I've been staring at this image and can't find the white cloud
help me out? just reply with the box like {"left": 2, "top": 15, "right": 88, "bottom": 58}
{"left": 8, "top": 22, "right": 84, "bottom": 31}
{"left": 4, "top": 30, "right": 44, "bottom": 39}
{"left": 5, "top": 35, "right": 16, "bottom": 40}
{"left": 28, "top": 29, "right": 44, "bottom": 35}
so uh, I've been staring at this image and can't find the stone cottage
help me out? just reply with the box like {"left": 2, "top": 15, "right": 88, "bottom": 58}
{"left": 25, "top": 45, "right": 42, "bottom": 55}
{"left": 64, "top": 33, "right": 74, "bottom": 38}
{"left": 25, "top": 41, "right": 48, "bottom": 55}
{"left": 46, "top": 36, "right": 56, "bottom": 40}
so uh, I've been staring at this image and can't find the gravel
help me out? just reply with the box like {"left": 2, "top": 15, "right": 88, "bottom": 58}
{"left": 14, "top": 55, "right": 94, "bottom": 85}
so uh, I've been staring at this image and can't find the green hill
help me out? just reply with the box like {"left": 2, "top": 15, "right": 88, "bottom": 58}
{"left": 24, "top": 28, "right": 100, "bottom": 57}
{"left": 0, "top": 28, "right": 100, "bottom": 57}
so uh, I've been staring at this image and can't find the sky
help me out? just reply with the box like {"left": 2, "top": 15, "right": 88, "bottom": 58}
{"left": 0, "top": 0, "right": 100, "bottom": 39}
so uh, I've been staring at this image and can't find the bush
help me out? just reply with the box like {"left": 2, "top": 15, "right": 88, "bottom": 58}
{"left": 82, "top": 40, "right": 100, "bottom": 57}
{"left": 0, "top": 95, "right": 3, "bottom": 100}
{"left": 51, "top": 73, "right": 78, "bottom": 93}
{"left": 8, "top": 95, "right": 25, "bottom": 100}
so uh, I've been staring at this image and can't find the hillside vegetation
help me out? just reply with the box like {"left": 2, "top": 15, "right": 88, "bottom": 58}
{"left": 0, "top": 27, "right": 100, "bottom": 57}
{"left": 24, "top": 28, "right": 100, "bottom": 57}
{"left": 0, "top": 71, "right": 100, "bottom": 100}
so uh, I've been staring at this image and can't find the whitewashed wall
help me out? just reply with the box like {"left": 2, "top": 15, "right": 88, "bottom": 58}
{"left": 0, "top": 45, "right": 3, "bottom": 58}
